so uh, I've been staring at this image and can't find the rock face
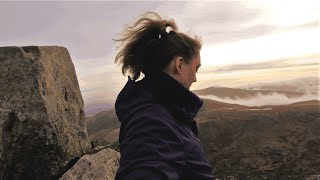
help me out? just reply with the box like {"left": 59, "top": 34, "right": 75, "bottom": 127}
{"left": 0, "top": 46, "right": 91, "bottom": 179}
{"left": 60, "top": 148, "right": 120, "bottom": 180}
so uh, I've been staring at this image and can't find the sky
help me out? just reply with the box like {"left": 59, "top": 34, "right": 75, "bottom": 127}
{"left": 0, "top": 0, "right": 319, "bottom": 110}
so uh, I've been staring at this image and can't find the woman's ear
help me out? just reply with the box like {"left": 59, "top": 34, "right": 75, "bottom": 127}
{"left": 174, "top": 56, "right": 183, "bottom": 74}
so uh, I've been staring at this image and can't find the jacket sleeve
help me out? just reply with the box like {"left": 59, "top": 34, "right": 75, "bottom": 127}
{"left": 116, "top": 113, "right": 186, "bottom": 180}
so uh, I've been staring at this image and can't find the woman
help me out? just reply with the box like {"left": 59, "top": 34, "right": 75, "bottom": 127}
{"left": 114, "top": 12, "right": 214, "bottom": 179}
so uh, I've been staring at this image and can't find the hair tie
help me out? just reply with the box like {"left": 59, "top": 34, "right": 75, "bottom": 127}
{"left": 165, "top": 26, "right": 173, "bottom": 34}
{"left": 159, "top": 26, "right": 174, "bottom": 39}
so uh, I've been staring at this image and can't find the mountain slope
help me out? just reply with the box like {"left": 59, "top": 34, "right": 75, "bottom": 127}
{"left": 196, "top": 99, "right": 320, "bottom": 179}
{"left": 86, "top": 109, "right": 120, "bottom": 136}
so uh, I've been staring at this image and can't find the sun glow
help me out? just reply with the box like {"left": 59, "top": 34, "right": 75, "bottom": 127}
{"left": 201, "top": 27, "right": 320, "bottom": 67}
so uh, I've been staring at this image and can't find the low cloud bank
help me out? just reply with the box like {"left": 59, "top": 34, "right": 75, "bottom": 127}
{"left": 239, "top": 76, "right": 319, "bottom": 94}
{"left": 200, "top": 92, "right": 319, "bottom": 107}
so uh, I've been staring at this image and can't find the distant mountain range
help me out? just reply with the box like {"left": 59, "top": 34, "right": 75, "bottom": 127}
{"left": 86, "top": 109, "right": 119, "bottom": 136}
{"left": 199, "top": 99, "right": 319, "bottom": 114}
{"left": 194, "top": 76, "right": 319, "bottom": 99}
{"left": 84, "top": 76, "right": 319, "bottom": 117}
{"left": 193, "top": 86, "right": 304, "bottom": 99}
{"left": 193, "top": 77, "right": 319, "bottom": 107}
{"left": 237, "top": 76, "right": 319, "bottom": 95}
{"left": 84, "top": 102, "right": 113, "bottom": 117}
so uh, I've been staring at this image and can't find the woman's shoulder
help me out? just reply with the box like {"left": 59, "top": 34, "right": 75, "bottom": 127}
{"left": 127, "top": 102, "right": 183, "bottom": 128}
{"left": 135, "top": 103, "right": 172, "bottom": 121}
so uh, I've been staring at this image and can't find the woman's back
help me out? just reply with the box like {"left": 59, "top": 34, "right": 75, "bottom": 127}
{"left": 115, "top": 70, "right": 214, "bottom": 179}
{"left": 113, "top": 11, "right": 214, "bottom": 179}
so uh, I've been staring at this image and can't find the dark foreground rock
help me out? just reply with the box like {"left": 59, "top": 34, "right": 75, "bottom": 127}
{"left": 0, "top": 46, "right": 91, "bottom": 179}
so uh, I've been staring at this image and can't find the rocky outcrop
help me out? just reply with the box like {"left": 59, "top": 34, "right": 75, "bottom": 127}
{"left": 0, "top": 46, "right": 91, "bottom": 179}
{"left": 91, "top": 139, "right": 120, "bottom": 153}
{"left": 60, "top": 148, "right": 120, "bottom": 180}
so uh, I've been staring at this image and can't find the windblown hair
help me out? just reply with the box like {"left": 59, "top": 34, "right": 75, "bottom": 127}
{"left": 114, "top": 12, "right": 202, "bottom": 80}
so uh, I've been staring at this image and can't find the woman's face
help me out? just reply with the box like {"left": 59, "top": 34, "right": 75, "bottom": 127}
{"left": 180, "top": 53, "right": 201, "bottom": 89}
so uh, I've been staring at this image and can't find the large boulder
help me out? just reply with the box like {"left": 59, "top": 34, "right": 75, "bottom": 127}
{"left": 60, "top": 148, "right": 120, "bottom": 180}
{"left": 0, "top": 46, "right": 91, "bottom": 179}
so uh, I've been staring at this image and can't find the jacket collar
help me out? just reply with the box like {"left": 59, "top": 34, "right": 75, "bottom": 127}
{"left": 140, "top": 70, "right": 203, "bottom": 123}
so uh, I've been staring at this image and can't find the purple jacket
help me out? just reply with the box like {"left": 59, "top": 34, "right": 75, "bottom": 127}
{"left": 115, "top": 70, "right": 214, "bottom": 179}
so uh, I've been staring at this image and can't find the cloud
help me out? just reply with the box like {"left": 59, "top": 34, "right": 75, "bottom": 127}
{"left": 200, "top": 27, "right": 320, "bottom": 67}
{"left": 72, "top": 52, "right": 128, "bottom": 105}
{"left": 156, "top": 0, "right": 319, "bottom": 45}
{"left": 0, "top": 1, "right": 161, "bottom": 59}
{"left": 200, "top": 92, "right": 319, "bottom": 107}
{"left": 176, "top": 1, "right": 259, "bottom": 26}
{"left": 156, "top": 1, "right": 266, "bottom": 43}
{"left": 250, "top": 0, "right": 320, "bottom": 27}
{"left": 0, "top": 2, "right": 63, "bottom": 41}
{"left": 155, "top": 1, "right": 320, "bottom": 68}
{"left": 2, "top": 0, "right": 319, "bottom": 108}
{"left": 204, "top": 24, "right": 276, "bottom": 44}
{"left": 237, "top": 76, "right": 320, "bottom": 95}
{"left": 284, "top": 20, "right": 319, "bottom": 31}
{"left": 191, "top": 65, "right": 319, "bottom": 91}
{"left": 202, "top": 54, "right": 320, "bottom": 73}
